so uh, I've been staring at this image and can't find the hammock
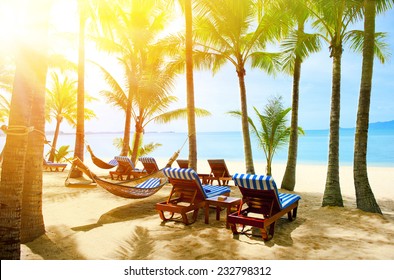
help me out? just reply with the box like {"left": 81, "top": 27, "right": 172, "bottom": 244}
{"left": 65, "top": 157, "right": 97, "bottom": 188}
{"left": 66, "top": 157, "right": 169, "bottom": 199}
{"left": 66, "top": 135, "right": 189, "bottom": 198}
{"left": 86, "top": 145, "right": 118, "bottom": 169}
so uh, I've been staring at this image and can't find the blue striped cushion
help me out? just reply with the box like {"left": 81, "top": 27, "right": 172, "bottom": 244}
{"left": 139, "top": 157, "right": 156, "bottom": 164}
{"left": 278, "top": 193, "right": 301, "bottom": 209}
{"left": 137, "top": 178, "right": 161, "bottom": 189}
{"left": 108, "top": 158, "right": 118, "bottom": 166}
{"left": 115, "top": 156, "right": 139, "bottom": 170}
{"left": 233, "top": 173, "right": 277, "bottom": 190}
{"left": 203, "top": 185, "right": 230, "bottom": 197}
{"left": 232, "top": 173, "right": 300, "bottom": 209}
{"left": 163, "top": 167, "right": 230, "bottom": 198}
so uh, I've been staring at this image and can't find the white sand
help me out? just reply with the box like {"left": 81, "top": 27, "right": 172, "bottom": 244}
{"left": 20, "top": 159, "right": 394, "bottom": 260}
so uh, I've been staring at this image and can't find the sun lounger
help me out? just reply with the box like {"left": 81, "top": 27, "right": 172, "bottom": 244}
{"left": 43, "top": 159, "right": 67, "bottom": 172}
{"left": 176, "top": 159, "right": 211, "bottom": 184}
{"left": 139, "top": 157, "right": 160, "bottom": 174}
{"left": 109, "top": 156, "right": 146, "bottom": 180}
{"left": 227, "top": 173, "right": 301, "bottom": 241}
{"left": 156, "top": 167, "right": 231, "bottom": 225}
{"left": 207, "top": 159, "right": 233, "bottom": 185}
{"left": 176, "top": 159, "right": 188, "bottom": 168}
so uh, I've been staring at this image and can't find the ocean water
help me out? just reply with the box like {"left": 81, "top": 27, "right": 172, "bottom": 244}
{"left": 1, "top": 128, "right": 393, "bottom": 167}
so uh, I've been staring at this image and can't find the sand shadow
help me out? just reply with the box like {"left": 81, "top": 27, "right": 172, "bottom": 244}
{"left": 71, "top": 195, "right": 164, "bottom": 232}
{"left": 23, "top": 226, "right": 84, "bottom": 260}
{"left": 109, "top": 226, "right": 155, "bottom": 259}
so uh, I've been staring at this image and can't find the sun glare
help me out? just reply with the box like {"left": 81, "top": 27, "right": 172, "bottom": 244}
{"left": 0, "top": 0, "right": 69, "bottom": 57}
{"left": 0, "top": 1, "right": 23, "bottom": 55}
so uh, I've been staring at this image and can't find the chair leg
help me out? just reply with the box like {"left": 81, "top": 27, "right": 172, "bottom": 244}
{"left": 158, "top": 210, "right": 174, "bottom": 222}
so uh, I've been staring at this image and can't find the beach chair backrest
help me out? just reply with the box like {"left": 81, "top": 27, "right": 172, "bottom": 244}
{"left": 176, "top": 159, "right": 189, "bottom": 169}
{"left": 114, "top": 156, "right": 136, "bottom": 169}
{"left": 163, "top": 167, "right": 208, "bottom": 199}
{"left": 208, "top": 159, "right": 230, "bottom": 177}
{"left": 232, "top": 173, "right": 282, "bottom": 212}
{"left": 139, "top": 157, "right": 159, "bottom": 174}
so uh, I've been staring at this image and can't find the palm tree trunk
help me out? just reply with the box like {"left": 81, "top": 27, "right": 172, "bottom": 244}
{"left": 0, "top": 47, "right": 33, "bottom": 259}
{"left": 121, "top": 92, "right": 133, "bottom": 156}
{"left": 322, "top": 47, "right": 343, "bottom": 207}
{"left": 354, "top": 0, "right": 381, "bottom": 214}
{"left": 185, "top": 0, "right": 198, "bottom": 170}
{"left": 131, "top": 121, "right": 144, "bottom": 165}
{"left": 75, "top": 4, "right": 86, "bottom": 161}
{"left": 48, "top": 118, "right": 62, "bottom": 162}
{"left": 237, "top": 68, "right": 255, "bottom": 174}
{"left": 282, "top": 54, "right": 301, "bottom": 191}
{"left": 70, "top": 1, "right": 86, "bottom": 178}
{"left": 21, "top": 72, "right": 47, "bottom": 243}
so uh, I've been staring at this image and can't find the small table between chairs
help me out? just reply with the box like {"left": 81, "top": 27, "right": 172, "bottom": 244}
{"left": 204, "top": 196, "right": 241, "bottom": 228}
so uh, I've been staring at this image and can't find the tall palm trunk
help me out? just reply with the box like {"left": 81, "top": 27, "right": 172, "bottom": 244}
{"left": 75, "top": 7, "right": 86, "bottom": 161}
{"left": 237, "top": 67, "right": 255, "bottom": 174}
{"left": 131, "top": 120, "right": 144, "bottom": 165}
{"left": 185, "top": 0, "right": 197, "bottom": 170}
{"left": 282, "top": 54, "right": 301, "bottom": 190}
{"left": 353, "top": 0, "right": 381, "bottom": 214}
{"left": 48, "top": 116, "right": 62, "bottom": 162}
{"left": 322, "top": 46, "right": 343, "bottom": 207}
{"left": 0, "top": 0, "right": 50, "bottom": 258}
{"left": 21, "top": 67, "right": 47, "bottom": 243}
{"left": 0, "top": 51, "right": 32, "bottom": 259}
{"left": 121, "top": 85, "right": 134, "bottom": 156}
{"left": 70, "top": 1, "right": 86, "bottom": 178}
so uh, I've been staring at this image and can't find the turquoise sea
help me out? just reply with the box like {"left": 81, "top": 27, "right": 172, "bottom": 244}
{"left": 2, "top": 127, "right": 391, "bottom": 167}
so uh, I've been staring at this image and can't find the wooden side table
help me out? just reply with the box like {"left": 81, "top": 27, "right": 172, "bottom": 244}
{"left": 204, "top": 196, "right": 241, "bottom": 228}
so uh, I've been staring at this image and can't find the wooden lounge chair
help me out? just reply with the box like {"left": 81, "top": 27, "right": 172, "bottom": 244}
{"left": 43, "top": 159, "right": 67, "bottom": 172}
{"left": 227, "top": 173, "right": 301, "bottom": 241}
{"left": 176, "top": 159, "right": 189, "bottom": 168}
{"left": 109, "top": 156, "right": 146, "bottom": 180}
{"left": 139, "top": 157, "right": 160, "bottom": 174}
{"left": 176, "top": 159, "right": 211, "bottom": 184}
{"left": 156, "top": 167, "right": 231, "bottom": 225}
{"left": 207, "top": 159, "right": 233, "bottom": 185}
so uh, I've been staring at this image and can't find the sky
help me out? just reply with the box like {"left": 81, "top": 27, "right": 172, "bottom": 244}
{"left": 2, "top": 0, "right": 394, "bottom": 133}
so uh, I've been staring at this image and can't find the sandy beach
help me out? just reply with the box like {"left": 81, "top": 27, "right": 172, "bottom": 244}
{"left": 20, "top": 159, "right": 394, "bottom": 260}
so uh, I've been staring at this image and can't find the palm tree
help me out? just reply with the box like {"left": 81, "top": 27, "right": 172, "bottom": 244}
{"left": 353, "top": 0, "right": 392, "bottom": 214}
{"left": 74, "top": 0, "right": 88, "bottom": 166}
{"left": 307, "top": 0, "right": 365, "bottom": 207}
{"left": 192, "top": 0, "right": 284, "bottom": 174}
{"left": 70, "top": 0, "right": 112, "bottom": 178}
{"left": 0, "top": 0, "right": 50, "bottom": 259}
{"left": 91, "top": 0, "right": 170, "bottom": 156}
{"left": 184, "top": 0, "right": 198, "bottom": 170}
{"left": 46, "top": 72, "right": 95, "bottom": 162}
{"left": 229, "top": 96, "right": 300, "bottom": 176}
{"left": 278, "top": 0, "right": 322, "bottom": 191}
{"left": 96, "top": 61, "right": 210, "bottom": 165}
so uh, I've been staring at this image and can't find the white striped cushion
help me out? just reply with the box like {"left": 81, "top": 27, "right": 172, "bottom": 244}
{"left": 232, "top": 173, "right": 300, "bottom": 209}
{"left": 163, "top": 167, "right": 230, "bottom": 198}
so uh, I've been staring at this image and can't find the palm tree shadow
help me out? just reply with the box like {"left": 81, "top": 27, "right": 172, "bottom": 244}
{"left": 233, "top": 216, "right": 305, "bottom": 247}
{"left": 71, "top": 196, "right": 163, "bottom": 232}
{"left": 22, "top": 226, "right": 84, "bottom": 260}
{"left": 110, "top": 226, "right": 154, "bottom": 259}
